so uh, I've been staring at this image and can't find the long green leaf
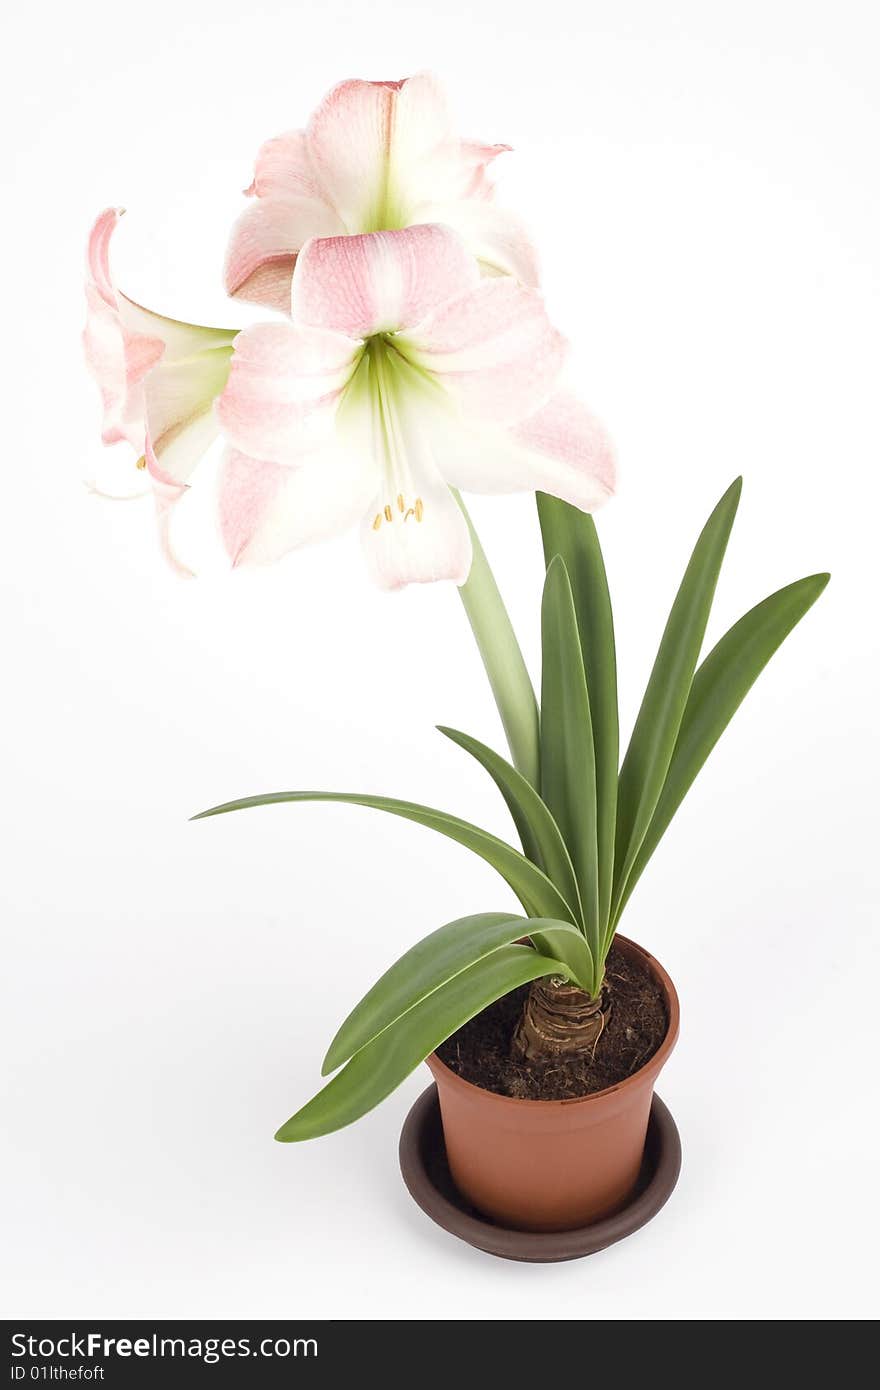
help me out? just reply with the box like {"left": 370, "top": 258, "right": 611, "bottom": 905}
{"left": 457, "top": 498, "right": 541, "bottom": 789}
{"left": 324, "top": 911, "right": 521, "bottom": 1074}
{"left": 324, "top": 912, "right": 589, "bottom": 1074}
{"left": 612, "top": 572, "right": 830, "bottom": 923}
{"left": 192, "top": 789, "right": 574, "bottom": 931}
{"left": 537, "top": 494, "right": 619, "bottom": 935}
{"left": 276, "top": 945, "right": 569, "bottom": 1141}
{"left": 437, "top": 726, "right": 583, "bottom": 926}
{"left": 540, "top": 557, "right": 601, "bottom": 977}
{"left": 612, "top": 477, "right": 742, "bottom": 920}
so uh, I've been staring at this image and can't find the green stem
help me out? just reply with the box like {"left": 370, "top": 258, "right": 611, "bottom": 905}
{"left": 456, "top": 497, "right": 541, "bottom": 789}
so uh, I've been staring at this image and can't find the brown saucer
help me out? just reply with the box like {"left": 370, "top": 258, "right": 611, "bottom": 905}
{"left": 399, "top": 1084, "right": 681, "bottom": 1263}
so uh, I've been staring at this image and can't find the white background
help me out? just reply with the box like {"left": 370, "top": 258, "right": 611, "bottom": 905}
{"left": 2, "top": 0, "right": 878, "bottom": 1321}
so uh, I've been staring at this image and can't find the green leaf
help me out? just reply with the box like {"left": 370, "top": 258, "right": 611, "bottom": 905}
{"left": 276, "top": 945, "right": 569, "bottom": 1141}
{"left": 537, "top": 495, "right": 619, "bottom": 936}
{"left": 324, "top": 912, "right": 590, "bottom": 1074}
{"left": 457, "top": 497, "right": 541, "bottom": 789}
{"left": 612, "top": 478, "right": 742, "bottom": 922}
{"left": 323, "top": 911, "right": 523, "bottom": 1073}
{"left": 613, "top": 572, "right": 830, "bottom": 922}
{"left": 192, "top": 790, "right": 573, "bottom": 928}
{"left": 437, "top": 726, "right": 583, "bottom": 925}
{"left": 539, "top": 557, "right": 601, "bottom": 976}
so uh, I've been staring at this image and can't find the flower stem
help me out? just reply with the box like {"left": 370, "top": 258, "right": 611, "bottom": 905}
{"left": 456, "top": 497, "right": 541, "bottom": 789}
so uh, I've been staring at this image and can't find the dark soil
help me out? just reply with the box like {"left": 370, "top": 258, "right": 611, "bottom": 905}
{"left": 436, "top": 941, "right": 668, "bottom": 1100}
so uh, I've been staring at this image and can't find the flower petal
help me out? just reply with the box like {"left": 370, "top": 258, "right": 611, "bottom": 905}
{"left": 305, "top": 74, "right": 487, "bottom": 231}
{"left": 218, "top": 445, "right": 374, "bottom": 566}
{"left": 361, "top": 473, "right": 472, "bottom": 590}
{"left": 441, "top": 392, "right": 617, "bottom": 512}
{"left": 143, "top": 433, "right": 195, "bottom": 577}
{"left": 144, "top": 348, "right": 233, "bottom": 474}
{"left": 117, "top": 295, "right": 238, "bottom": 360}
{"left": 292, "top": 225, "right": 479, "bottom": 338}
{"left": 351, "top": 383, "right": 473, "bottom": 590}
{"left": 306, "top": 78, "right": 400, "bottom": 231}
{"left": 246, "top": 129, "right": 324, "bottom": 201}
{"left": 460, "top": 139, "right": 512, "bottom": 179}
{"left": 399, "top": 278, "right": 566, "bottom": 425}
{"left": 224, "top": 196, "right": 344, "bottom": 309}
{"left": 83, "top": 289, "right": 164, "bottom": 448}
{"left": 384, "top": 74, "right": 478, "bottom": 210}
{"left": 86, "top": 207, "right": 124, "bottom": 308}
{"left": 83, "top": 210, "right": 165, "bottom": 449}
{"left": 216, "top": 321, "right": 360, "bottom": 464}
{"left": 305, "top": 78, "right": 426, "bottom": 230}
{"left": 414, "top": 198, "right": 539, "bottom": 285}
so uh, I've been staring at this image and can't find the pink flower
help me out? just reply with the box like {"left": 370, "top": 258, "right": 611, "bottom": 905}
{"left": 224, "top": 74, "right": 537, "bottom": 313}
{"left": 83, "top": 208, "right": 166, "bottom": 452}
{"left": 216, "top": 224, "right": 615, "bottom": 589}
{"left": 83, "top": 208, "right": 238, "bottom": 566}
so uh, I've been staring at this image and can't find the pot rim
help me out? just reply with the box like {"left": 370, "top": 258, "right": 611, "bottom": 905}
{"left": 426, "top": 932, "right": 679, "bottom": 1111}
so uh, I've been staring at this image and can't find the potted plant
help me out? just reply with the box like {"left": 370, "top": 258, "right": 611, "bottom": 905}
{"left": 196, "top": 479, "right": 826, "bottom": 1237}
{"left": 82, "top": 73, "right": 828, "bottom": 1252}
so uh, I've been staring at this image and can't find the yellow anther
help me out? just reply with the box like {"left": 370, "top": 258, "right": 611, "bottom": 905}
{"left": 397, "top": 493, "right": 405, "bottom": 513}
{"left": 414, "top": 497, "right": 424, "bottom": 522}
{"left": 404, "top": 508, "right": 414, "bottom": 522}
{"left": 384, "top": 504, "right": 393, "bottom": 523}
{"left": 135, "top": 456, "right": 147, "bottom": 471}
{"left": 372, "top": 513, "right": 382, "bottom": 531}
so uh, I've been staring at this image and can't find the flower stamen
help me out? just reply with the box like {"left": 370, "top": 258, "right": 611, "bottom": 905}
{"left": 374, "top": 494, "right": 425, "bottom": 526}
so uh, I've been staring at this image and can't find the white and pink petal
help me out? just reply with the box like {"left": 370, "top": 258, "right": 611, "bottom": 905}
{"left": 360, "top": 473, "right": 472, "bottom": 590}
{"left": 399, "top": 278, "right": 566, "bottom": 425}
{"left": 413, "top": 198, "right": 539, "bottom": 285}
{"left": 353, "top": 384, "right": 473, "bottom": 589}
{"left": 87, "top": 207, "right": 125, "bottom": 308}
{"left": 215, "top": 321, "right": 360, "bottom": 464}
{"left": 292, "top": 225, "right": 479, "bottom": 338}
{"left": 143, "top": 433, "right": 195, "bottom": 577}
{"left": 83, "top": 287, "right": 163, "bottom": 449}
{"left": 83, "top": 210, "right": 165, "bottom": 449}
{"left": 383, "top": 74, "right": 470, "bottom": 211}
{"left": 218, "top": 445, "right": 375, "bottom": 566}
{"left": 304, "top": 74, "right": 493, "bottom": 232}
{"left": 224, "top": 196, "right": 344, "bottom": 309}
{"left": 440, "top": 392, "right": 616, "bottom": 513}
{"left": 246, "top": 129, "right": 324, "bottom": 201}
{"left": 306, "top": 79, "right": 404, "bottom": 232}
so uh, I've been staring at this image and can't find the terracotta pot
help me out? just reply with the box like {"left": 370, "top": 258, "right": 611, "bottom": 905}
{"left": 425, "top": 934, "right": 679, "bottom": 1233}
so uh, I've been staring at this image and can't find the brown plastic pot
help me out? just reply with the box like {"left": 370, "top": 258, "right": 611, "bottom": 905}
{"left": 424, "top": 934, "right": 679, "bottom": 1233}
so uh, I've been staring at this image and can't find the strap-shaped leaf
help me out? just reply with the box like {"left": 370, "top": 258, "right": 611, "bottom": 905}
{"left": 457, "top": 499, "right": 541, "bottom": 789}
{"left": 537, "top": 494, "right": 619, "bottom": 934}
{"left": 612, "top": 478, "right": 742, "bottom": 920}
{"left": 192, "top": 790, "right": 572, "bottom": 925}
{"left": 276, "top": 945, "right": 570, "bottom": 1141}
{"left": 324, "top": 912, "right": 590, "bottom": 1074}
{"left": 612, "top": 571, "right": 830, "bottom": 925}
{"left": 324, "top": 911, "right": 522, "bottom": 1074}
{"left": 437, "top": 725, "right": 583, "bottom": 926}
{"left": 540, "top": 557, "right": 601, "bottom": 975}
{"left": 521, "top": 917, "right": 593, "bottom": 993}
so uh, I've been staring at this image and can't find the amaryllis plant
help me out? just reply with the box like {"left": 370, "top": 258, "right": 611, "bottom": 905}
{"left": 197, "top": 484, "right": 827, "bottom": 1139}
{"left": 83, "top": 74, "right": 828, "bottom": 1145}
